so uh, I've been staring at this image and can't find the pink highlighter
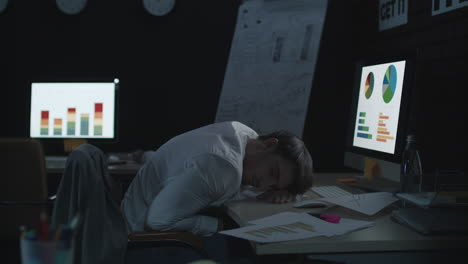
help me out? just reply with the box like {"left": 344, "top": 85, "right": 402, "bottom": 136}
{"left": 309, "top": 213, "right": 341, "bottom": 224}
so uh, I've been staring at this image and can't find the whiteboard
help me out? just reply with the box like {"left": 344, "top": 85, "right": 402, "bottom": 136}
{"left": 215, "top": 0, "right": 328, "bottom": 136}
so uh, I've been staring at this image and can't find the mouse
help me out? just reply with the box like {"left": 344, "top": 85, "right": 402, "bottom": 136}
{"left": 293, "top": 199, "right": 328, "bottom": 208}
{"left": 108, "top": 154, "right": 120, "bottom": 161}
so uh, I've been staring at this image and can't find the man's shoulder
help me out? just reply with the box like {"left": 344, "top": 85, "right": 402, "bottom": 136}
{"left": 194, "top": 121, "right": 255, "bottom": 135}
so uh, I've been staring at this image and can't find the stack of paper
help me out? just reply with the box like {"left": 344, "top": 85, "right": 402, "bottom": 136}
{"left": 220, "top": 212, "right": 374, "bottom": 243}
{"left": 317, "top": 192, "right": 399, "bottom": 215}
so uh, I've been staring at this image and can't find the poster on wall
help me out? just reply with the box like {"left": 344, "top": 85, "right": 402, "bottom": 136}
{"left": 215, "top": 0, "right": 328, "bottom": 136}
{"left": 378, "top": 0, "right": 408, "bottom": 31}
{"left": 432, "top": 0, "right": 468, "bottom": 16}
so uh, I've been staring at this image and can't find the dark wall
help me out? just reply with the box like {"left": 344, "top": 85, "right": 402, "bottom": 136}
{"left": 367, "top": 1, "right": 466, "bottom": 173}
{"left": 1, "top": 0, "right": 466, "bottom": 173}
{"left": 1, "top": 0, "right": 240, "bottom": 152}
{"left": 304, "top": 0, "right": 466, "bottom": 173}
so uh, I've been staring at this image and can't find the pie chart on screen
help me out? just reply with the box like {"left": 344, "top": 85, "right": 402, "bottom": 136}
{"left": 365, "top": 72, "right": 374, "bottom": 99}
{"left": 382, "top": 65, "right": 397, "bottom": 103}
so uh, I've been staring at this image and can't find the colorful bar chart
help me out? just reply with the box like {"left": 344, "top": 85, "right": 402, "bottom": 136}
{"left": 81, "top": 113, "right": 89, "bottom": 136}
{"left": 40, "top": 111, "right": 49, "bottom": 135}
{"left": 94, "top": 103, "right": 103, "bottom": 136}
{"left": 358, "top": 126, "right": 369, "bottom": 131}
{"left": 376, "top": 113, "right": 395, "bottom": 142}
{"left": 356, "top": 112, "right": 372, "bottom": 139}
{"left": 53, "top": 118, "right": 62, "bottom": 135}
{"left": 67, "top": 108, "right": 76, "bottom": 135}
{"left": 244, "top": 222, "right": 316, "bottom": 239}
{"left": 30, "top": 82, "right": 115, "bottom": 139}
{"left": 37, "top": 104, "right": 102, "bottom": 137}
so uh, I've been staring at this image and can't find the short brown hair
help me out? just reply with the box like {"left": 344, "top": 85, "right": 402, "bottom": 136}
{"left": 258, "top": 131, "right": 314, "bottom": 194}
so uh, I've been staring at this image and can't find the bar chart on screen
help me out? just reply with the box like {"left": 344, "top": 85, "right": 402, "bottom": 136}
{"left": 31, "top": 82, "right": 115, "bottom": 139}
{"left": 39, "top": 103, "right": 104, "bottom": 137}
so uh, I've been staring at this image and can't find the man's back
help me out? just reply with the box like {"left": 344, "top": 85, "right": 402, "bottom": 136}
{"left": 121, "top": 121, "right": 257, "bottom": 234}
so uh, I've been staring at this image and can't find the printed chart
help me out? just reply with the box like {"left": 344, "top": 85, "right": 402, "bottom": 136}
{"left": 245, "top": 221, "right": 316, "bottom": 239}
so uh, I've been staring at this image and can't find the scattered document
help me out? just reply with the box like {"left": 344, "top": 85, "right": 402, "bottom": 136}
{"left": 318, "top": 192, "right": 398, "bottom": 216}
{"left": 220, "top": 212, "right": 374, "bottom": 243}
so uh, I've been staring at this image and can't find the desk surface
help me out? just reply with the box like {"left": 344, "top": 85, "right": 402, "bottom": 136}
{"left": 225, "top": 173, "right": 468, "bottom": 255}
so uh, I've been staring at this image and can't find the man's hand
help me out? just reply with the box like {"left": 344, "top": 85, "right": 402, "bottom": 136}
{"left": 256, "top": 189, "right": 296, "bottom": 204}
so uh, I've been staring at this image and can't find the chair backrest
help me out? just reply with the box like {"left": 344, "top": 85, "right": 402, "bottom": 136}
{"left": 0, "top": 138, "right": 49, "bottom": 240}
{"left": 0, "top": 138, "right": 48, "bottom": 201}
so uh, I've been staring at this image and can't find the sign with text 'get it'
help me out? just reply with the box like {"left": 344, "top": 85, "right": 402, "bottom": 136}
{"left": 379, "top": 0, "right": 408, "bottom": 31}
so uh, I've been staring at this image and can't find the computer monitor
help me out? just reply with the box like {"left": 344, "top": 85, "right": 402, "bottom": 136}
{"left": 344, "top": 55, "right": 414, "bottom": 183}
{"left": 30, "top": 79, "right": 119, "bottom": 142}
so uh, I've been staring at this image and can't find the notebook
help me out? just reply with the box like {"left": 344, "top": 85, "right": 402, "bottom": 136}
{"left": 391, "top": 207, "right": 468, "bottom": 235}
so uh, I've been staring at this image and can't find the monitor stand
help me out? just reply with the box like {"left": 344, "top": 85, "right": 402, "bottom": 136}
{"left": 63, "top": 139, "right": 88, "bottom": 153}
{"left": 343, "top": 155, "right": 401, "bottom": 193}
{"left": 348, "top": 176, "right": 401, "bottom": 193}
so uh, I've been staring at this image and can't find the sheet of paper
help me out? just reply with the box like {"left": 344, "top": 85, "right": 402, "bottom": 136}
{"left": 248, "top": 212, "right": 303, "bottom": 225}
{"left": 215, "top": 0, "right": 328, "bottom": 136}
{"left": 249, "top": 212, "right": 375, "bottom": 237}
{"left": 318, "top": 192, "right": 398, "bottom": 216}
{"left": 220, "top": 212, "right": 374, "bottom": 243}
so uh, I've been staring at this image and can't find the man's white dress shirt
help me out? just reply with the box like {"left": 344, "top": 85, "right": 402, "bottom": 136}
{"left": 121, "top": 121, "right": 258, "bottom": 235}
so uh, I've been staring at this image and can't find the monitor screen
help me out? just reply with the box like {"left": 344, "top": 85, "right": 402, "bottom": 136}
{"left": 344, "top": 56, "right": 414, "bottom": 182}
{"left": 30, "top": 80, "right": 119, "bottom": 139}
{"left": 352, "top": 60, "right": 406, "bottom": 155}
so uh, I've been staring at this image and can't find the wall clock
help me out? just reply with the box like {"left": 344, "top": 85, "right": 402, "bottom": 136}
{"left": 143, "top": 0, "right": 176, "bottom": 16}
{"left": 56, "top": 0, "right": 88, "bottom": 15}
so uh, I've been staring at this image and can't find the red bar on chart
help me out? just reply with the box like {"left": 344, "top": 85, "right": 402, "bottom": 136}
{"left": 40, "top": 111, "right": 49, "bottom": 135}
{"left": 67, "top": 108, "right": 76, "bottom": 136}
{"left": 376, "top": 113, "right": 394, "bottom": 143}
{"left": 379, "top": 113, "right": 389, "bottom": 119}
{"left": 94, "top": 103, "right": 103, "bottom": 136}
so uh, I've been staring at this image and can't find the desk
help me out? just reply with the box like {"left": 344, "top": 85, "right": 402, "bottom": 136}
{"left": 45, "top": 156, "right": 142, "bottom": 196}
{"left": 45, "top": 156, "right": 142, "bottom": 175}
{"left": 224, "top": 173, "right": 468, "bottom": 256}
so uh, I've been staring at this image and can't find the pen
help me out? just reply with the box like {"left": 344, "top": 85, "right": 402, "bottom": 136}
{"left": 336, "top": 178, "right": 357, "bottom": 183}
{"left": 309, "top": 213, "right": 341, "bottom": 224}
{"left": 53, "top": 226, "right": 63, "bottom": 242}
{"left": 19, "top": 225, "right": 27, "bottom": 239}
{"left": 69, "top": 213, "right": 80, "bottom": 231}
{"left": 25, "top": 230, "right": 37, "bottom": 240}
{"left": 40, "top": 211, "right": 49, "bottom": 240}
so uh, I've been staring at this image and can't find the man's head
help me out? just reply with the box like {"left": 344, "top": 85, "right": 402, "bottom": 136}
{"left": 242, "top": 131, "right": 313, "bottom": 194}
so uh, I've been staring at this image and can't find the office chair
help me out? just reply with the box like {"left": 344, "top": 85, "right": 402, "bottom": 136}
{"left": 0, "top": 138, "right": 51, "bottom": 241}
{"left": 51, "top": 143, "right": 208, "bottom": 264}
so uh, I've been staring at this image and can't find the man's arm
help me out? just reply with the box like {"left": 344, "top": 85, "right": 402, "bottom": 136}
{"left": 145, "top": 154, "right": 238, "bottom": 235}
{"left": 256, "top": 189, "right": 297, "bottom": 203}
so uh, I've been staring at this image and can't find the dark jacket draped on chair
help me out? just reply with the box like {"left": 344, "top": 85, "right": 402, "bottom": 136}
{"left": 51, "top": 144, "right": 128, "bottom": 264}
